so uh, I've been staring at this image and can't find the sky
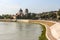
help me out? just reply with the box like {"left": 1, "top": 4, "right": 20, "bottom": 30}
{"left": 0, "top": 0, "right": 60, "bottom": 15}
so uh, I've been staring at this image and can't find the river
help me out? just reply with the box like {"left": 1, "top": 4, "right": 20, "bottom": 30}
{"left": 0, "top": 22, "right": 43, "bottom": 40}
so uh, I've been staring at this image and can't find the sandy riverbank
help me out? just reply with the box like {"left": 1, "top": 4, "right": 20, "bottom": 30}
{"left": 18, "top": 20, "right": 60, "bottom": 40}
{"left": 0, "top": 19, "right": 17, "bottom": 22}
{"left": 29, "top": 20, "right": 57, "bottom": 40}
{"left": 50, "top": 23, "right": 60, "bottom": 40}
{"left": 0, "top": 19, "right": 59, "bottom": 40}
{"left": 17, "top": 20, "right": 59, "bottom": 40}
{"left": 29, "top": 20, "right": 60, "bottom": 40}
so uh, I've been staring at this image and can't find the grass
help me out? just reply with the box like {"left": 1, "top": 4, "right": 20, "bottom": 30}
{"left": 24, "top": 20, "right": 48, "bottom": 40}
{"left": 39, "top": 24, "right": 48, "bottom": 40}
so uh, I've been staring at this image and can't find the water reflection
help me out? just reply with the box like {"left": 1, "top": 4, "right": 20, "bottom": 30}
{"left": 0, "top": 22, "right": 43, "bottom": 40}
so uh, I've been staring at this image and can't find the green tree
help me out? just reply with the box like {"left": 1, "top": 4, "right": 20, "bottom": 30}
{"left": 2, "top": 14, "right": 12, "bottom": 19}
{"left": 57, "top": 9, "right": 60, "bottom": 16}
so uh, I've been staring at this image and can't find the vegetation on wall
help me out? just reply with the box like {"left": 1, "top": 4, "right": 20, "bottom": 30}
{"left": 39, "top": 24, "right": 48, "bottom": 40}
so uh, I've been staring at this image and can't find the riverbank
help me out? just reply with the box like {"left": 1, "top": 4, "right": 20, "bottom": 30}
{"left": 29, "top": 20, "right": 57, "bottom": 40}
{"left": 0, "top": 19, "right": 60, "bottom": 40}
{"left": 17, "top": 20, "right": 60, "bottom": 40}
{"left": 0, "top": 19, "right": 17, "bottom": 22}
{"left": 29, "top": 20, "right": 60, "bottom": 40}
{"left": 17, "top": 20, "right": 58, "bottom": 40}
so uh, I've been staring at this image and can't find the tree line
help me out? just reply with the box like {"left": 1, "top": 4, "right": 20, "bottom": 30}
{"left": 0, "top": 9, "right": 38, "bottom": 19}
{"left": 0, "top": 9, "right": 60, "bottom": 21}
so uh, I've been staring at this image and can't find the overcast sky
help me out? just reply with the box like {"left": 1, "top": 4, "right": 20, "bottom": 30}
{"left": 0, "top": 0, "right": 60, "bottom": 15}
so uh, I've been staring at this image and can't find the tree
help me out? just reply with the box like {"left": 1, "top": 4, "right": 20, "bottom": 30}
{"left": 31, "top": 13, "right": 36, "bottom": 19}
{"left": 0, "top": 15, "right": 4, "bottom": 19}
{"left": 1, "top": 14, "right": 12, "bottom": 19}
{"left": 57, "top": 9, "right": 60, "bottom": 16}
{"left": 27, "top": 13, "right": 31, "bottom": 19}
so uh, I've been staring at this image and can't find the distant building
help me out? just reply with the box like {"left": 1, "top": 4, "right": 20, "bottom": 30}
{"left": 25, "top": 9, "right": 28, "bottom": 14}
{"left": 12, "top": 15, "right": 16, "bottom": 19}
{"left": 19, "top": 9, "right": 24, "bottom": 17}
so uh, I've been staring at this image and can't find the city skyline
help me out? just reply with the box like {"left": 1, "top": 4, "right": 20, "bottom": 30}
{"left": 0, "top": 0, "right": 60, "bottom": 15}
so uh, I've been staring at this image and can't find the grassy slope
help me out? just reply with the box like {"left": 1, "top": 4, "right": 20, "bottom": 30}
{"left": 39, "top": 24, "right": 48, "bottom": 40}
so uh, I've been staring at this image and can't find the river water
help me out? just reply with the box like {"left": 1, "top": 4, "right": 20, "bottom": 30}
{"left": 0, "top": 22, "right": 43, "bottom": 40}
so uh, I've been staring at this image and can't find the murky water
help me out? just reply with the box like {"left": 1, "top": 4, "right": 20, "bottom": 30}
{"left": 0, "top": 22, "right": 43, "bottom": 40}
